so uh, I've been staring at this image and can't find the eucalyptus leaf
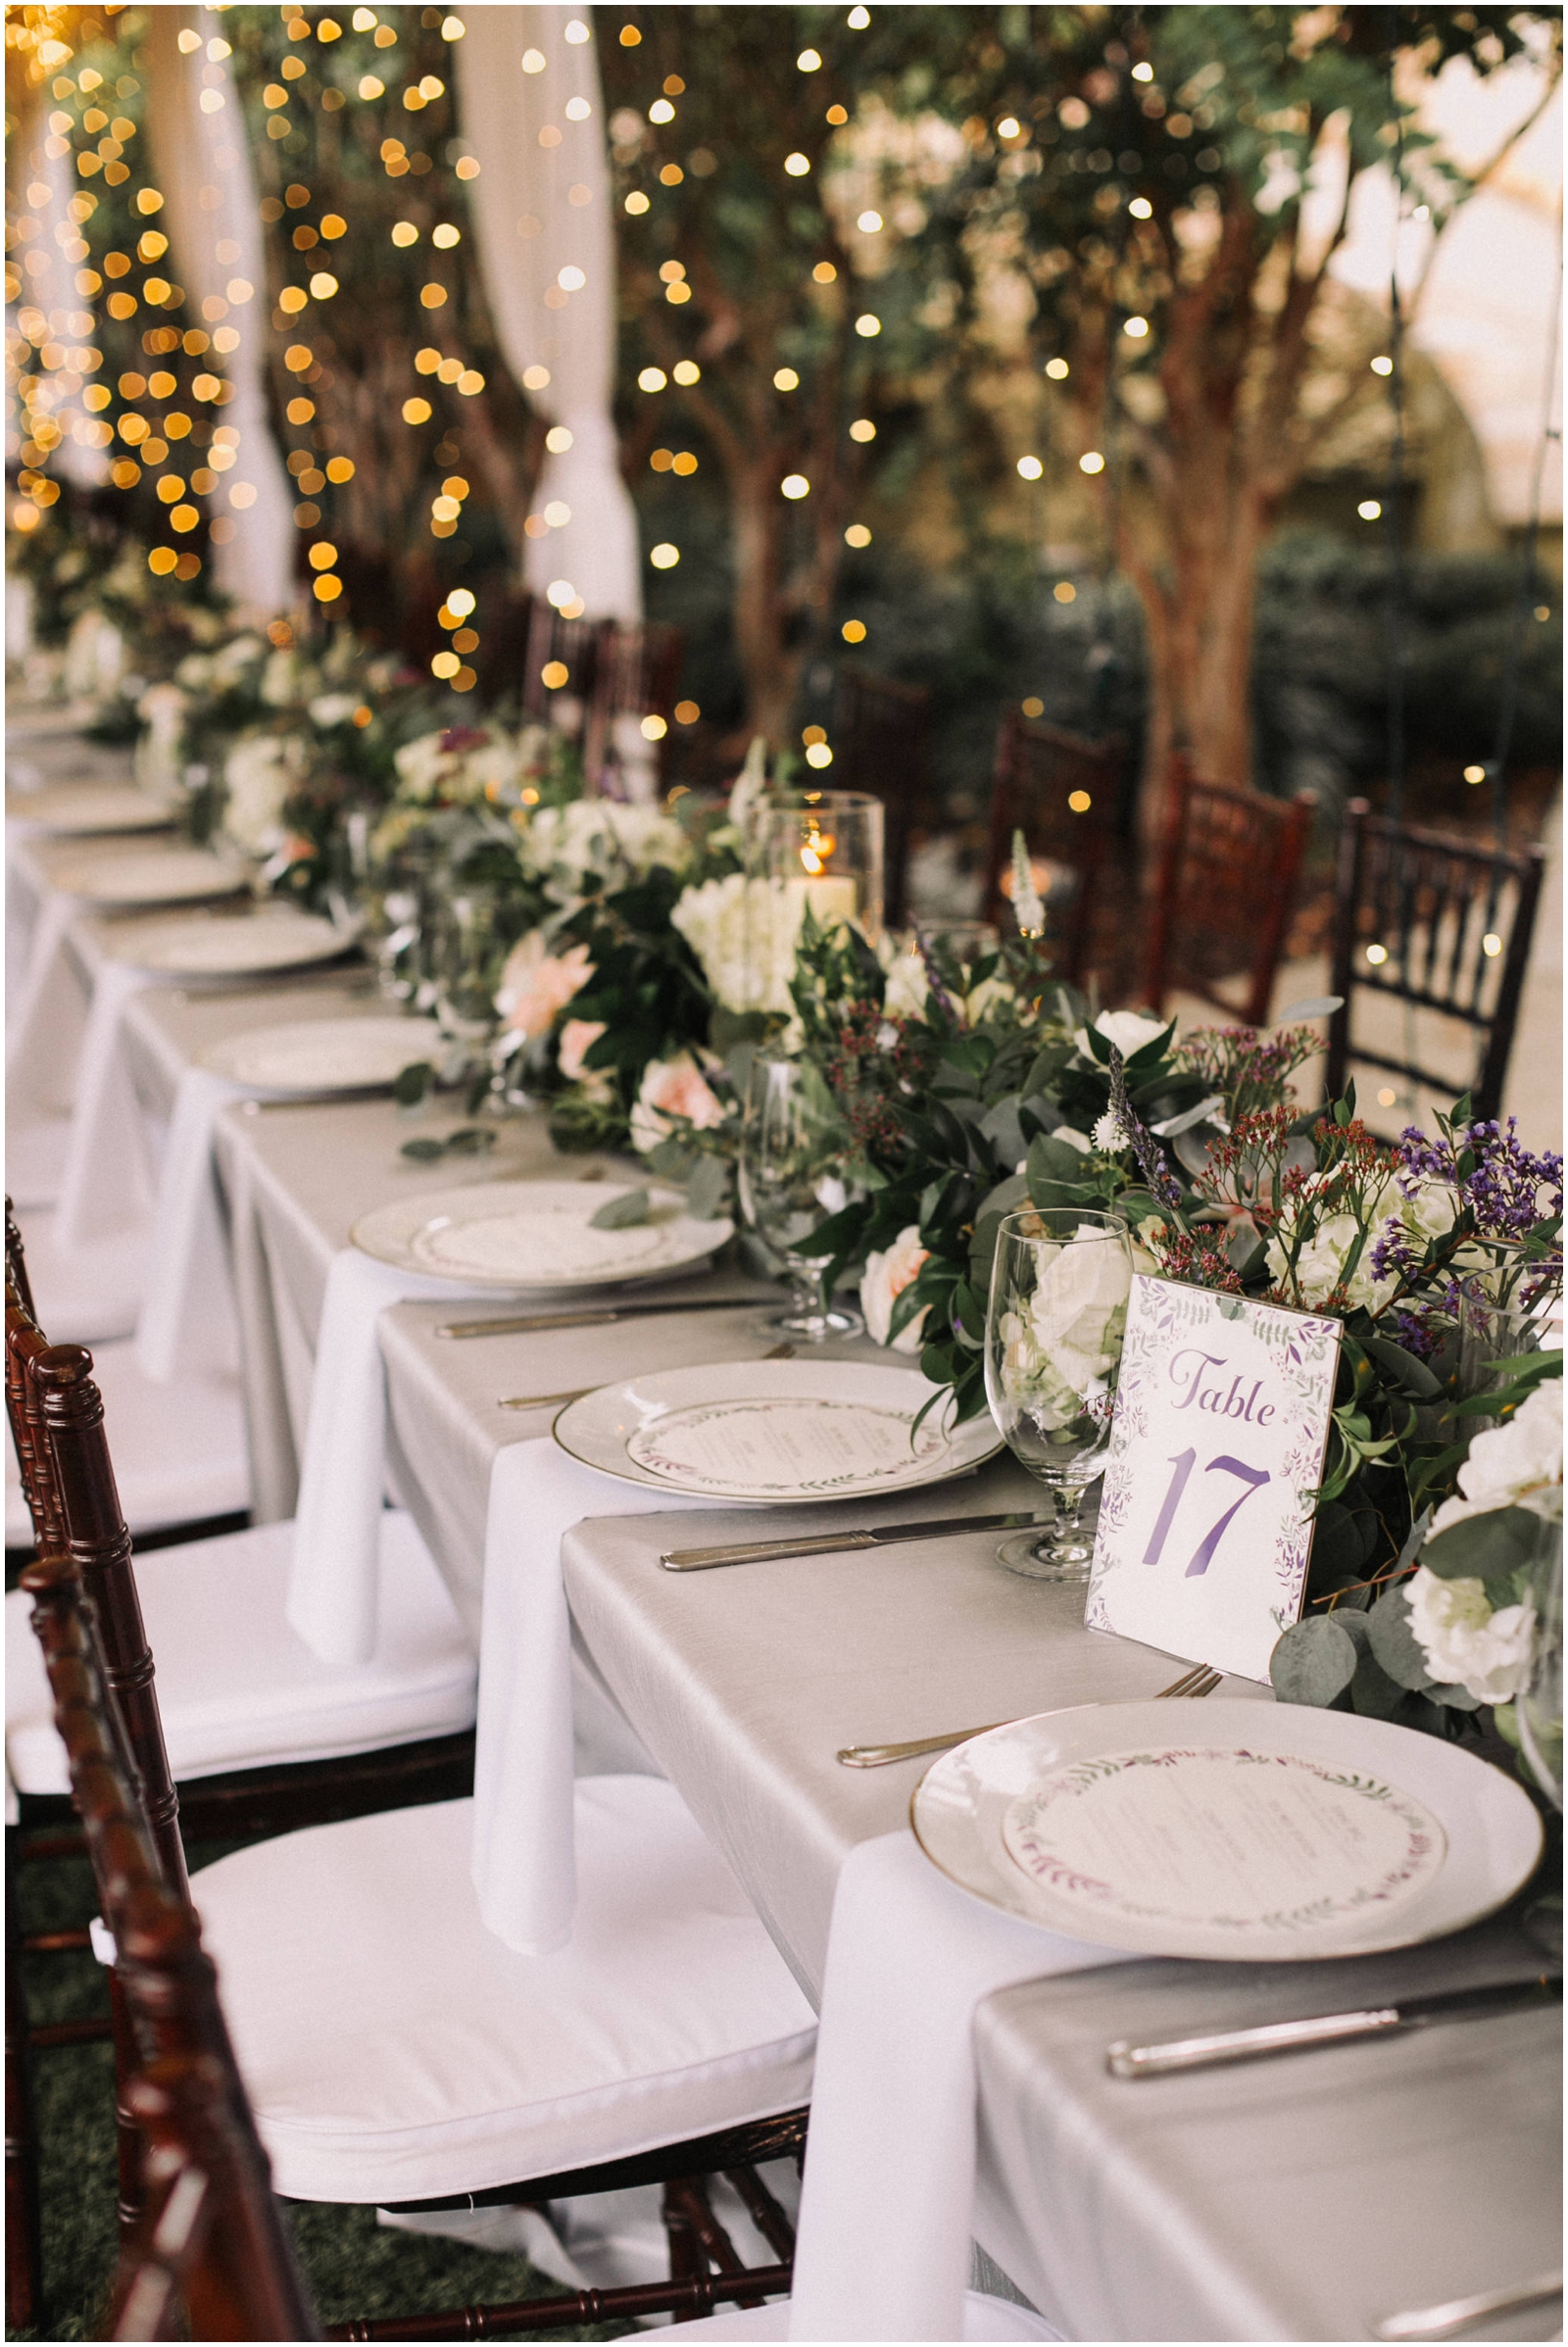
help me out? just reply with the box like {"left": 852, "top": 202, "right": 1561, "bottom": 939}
{"left": 1270, "top": 1615, "right": 1358, "bottom": 1706}
{"left": 393, "top": 1059, "right": 434, "bottom": 1110}
{"left": 1350, "top": 1648, "right": 1413, "bottom": 1719}
{"left": 979, "top": 1097, "right": 1027, "bottom": 1169}
{"left": 399, "top": 1137, "right": 445, "bottom": 1162}
{"left": 1274, "top": 996, "right": 1344, "bottom": 1023}
{"left": 444, "top": 1126, "right": 496, "bottom": 1156}
{"left": 685, "top": 1154, "right": 729, "bottom": 1225}
{"left": 1365, "top": 1586, "right": 1435, "bottom": 1691}
{"left": 590, "top": 1188, "right": 651, "bottom": 1230}
{"left": 975, "top": 1171, "right": 1030, "bottom": 1224}
{"left": 1421, "top": 1504, "right": 1544, "bottom": 1582}
{"left": 1362, "top": 1336, "right": 1443, "bottom": 1399}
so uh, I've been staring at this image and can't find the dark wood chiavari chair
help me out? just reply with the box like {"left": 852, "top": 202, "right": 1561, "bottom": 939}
{"left": 519, "top": 597, "right": 602, "bottom": 731}
{"left": 15, "top": 1332, "right": 808, "bottom": 2340}
{"left": 1325, "top": 799, "right": 1546, "bottom": 1124}
{"left": 833, "top": 669, "right": 932, "bottom": 930}
{"left": 981, "top": 710, "right": 1124, "bottom": 986}
{"left": 1141, "top": 757, "right": 1316, "bottom": 1028}
{"left": 4, "top": 1216, "right": 471, "bottom": 2324}
{"left": 22, "top": 1549, "right": 319, "bottom": 2341}
{"left": 585, "top": 618, "right": 685, "bottom": 798}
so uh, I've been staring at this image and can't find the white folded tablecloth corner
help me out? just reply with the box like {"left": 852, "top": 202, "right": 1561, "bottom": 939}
{"left": 284, "top": 1247, "right": 488, "bottom": 1665}
{"left": 53, "top": 956, "right": 159, "bottom": 1250}
{"left": 470, "top": 1436, "right": 728, "bottom": 1955}
{"left": 786, "top": 1831, "right": 1118, "bottom": 2344}
{"left": 132, "top": 1064, "right": 245, "bottom": 1385}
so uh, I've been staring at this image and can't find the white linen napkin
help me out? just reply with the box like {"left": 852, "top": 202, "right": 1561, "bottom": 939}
{"left": 470, "top": 1439, "right": 727, "bottom": 1953}
{"left": 53, "top": 958, "right": 159, "bottom": 1250}
{"left": 133, "top": 1067, "right": 245, "bottom": 1384}
{"left": 786, "top": 1831, "right": 1119, "bottom": 2344}
{"left": 284, "top": 1249, "right": 488, "bottom": 1665}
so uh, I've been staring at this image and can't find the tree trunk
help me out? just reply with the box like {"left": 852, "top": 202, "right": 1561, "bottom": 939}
{"left": 730, "top": 471, "right": 798, "bottom": 748}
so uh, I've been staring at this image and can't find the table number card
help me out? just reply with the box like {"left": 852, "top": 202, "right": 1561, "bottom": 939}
{"left": 1086, "top": 1276, "right": 1343, "bottom": 1684}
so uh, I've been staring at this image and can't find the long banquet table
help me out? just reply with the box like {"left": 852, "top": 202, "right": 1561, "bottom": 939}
{"left": 11, "top": 861, "right": 1563, "bottom": 2340}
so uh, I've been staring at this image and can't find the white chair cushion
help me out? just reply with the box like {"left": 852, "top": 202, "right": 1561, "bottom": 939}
{"left": 6, "top": 1210, "right": 149, "bottom": 1346}
{"left": 191, "top": 1782, "right": 817, "bottom": 2205}
{"left": 6, "top": 1511, "right": 475, "bottom": 1793}
{"left": 5, "top": 1337, "right": 249, "bottom": 1547}
{"left": 674, "top": 2291, "right": 1059, "bottom": 2341}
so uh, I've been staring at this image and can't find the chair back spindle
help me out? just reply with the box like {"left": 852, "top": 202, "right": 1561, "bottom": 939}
{"left": 981, "top": 711, "right": 1122, "bottom": 984}
{"left": 22, "top": 1554, "right": 319, "bottom": 2341}
{"left": 585, "top": 620, "right": 684, "bottom": 800}
{"left": 1325, "top": 799, "right": 1546, "bottom": 1122}
{"left": 1141, "top": 758, "right": 1316, "bottom": 1027}
{"left": 833, "top": 670, "right": 932, "bottom": 930}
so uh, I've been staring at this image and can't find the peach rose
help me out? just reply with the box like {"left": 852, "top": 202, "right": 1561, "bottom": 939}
{"left": 629, "top": 1052, "right": 726, "bottom": 1154}
{"left": 496, "top": 934, "right": 594, "bottom": 1040}
{"left": 558, "top": 1017, "right": 608, "bottom": 1083}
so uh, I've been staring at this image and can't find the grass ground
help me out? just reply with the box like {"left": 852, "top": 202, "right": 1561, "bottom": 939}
{"left": 9, "top": 1832, "right": 627, "bottom": 2343}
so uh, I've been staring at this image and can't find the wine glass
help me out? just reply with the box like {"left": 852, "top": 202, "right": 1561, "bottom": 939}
{"left": 983, "top": 1208, "right": 1133, "bottom": 1580}
{"left": 1517, "top": 1518, "right": 1563, "bottom": 1812}
{"left": 738, "top": 1056, "right": 863, "bottom": 1340}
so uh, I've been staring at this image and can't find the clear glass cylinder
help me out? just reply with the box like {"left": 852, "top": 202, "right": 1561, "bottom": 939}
{"left": 1517, "top": 1514, "right": 1563, "bottom": 1813}
{"left": 743, "top": 791, "right": 884, "bottom": 1013}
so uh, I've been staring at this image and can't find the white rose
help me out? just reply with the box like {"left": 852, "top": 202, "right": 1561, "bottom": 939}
{"left": 861, "top": 1225, "right": 930, "bottom": 1352}
{"left": 1266, "top": 1211, "right": 1396, "bottom": 1312}
{"left": 963, "top": 974, "right": 1015, "bottom": 1022}
{"left": 1405, "top": 1567, "right": 1537, "bottom": 1704}
{"left": 1074, "top": 1008, "right": 1168, "bottom": 1062}
{"left": 222, "top": 734, "right": 297, "bottom": 856}
{"left": 1026, "top": 1231, "right": 1132, "bottom": 1394}
{"left": 882, "top": 951, "right": 929, "bottom": 1019}
{"left": 260, "top": 648, "right": 300, "bottom": 707}
{"left": 309, "top": 692, "right": 359, "bottom": 728}
{"left": 1431, "top": 1379, "right": 1564, "bottom": 1536}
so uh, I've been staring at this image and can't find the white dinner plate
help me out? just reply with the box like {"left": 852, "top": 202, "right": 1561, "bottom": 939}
{"left": 553, "top": 1358, "right": 1003, "bottom": 1503}
{"left": 5, "top": 782, "right": 173, "bottom": 835}
{"left": 911, "top": 1698, "right": 1544, "bottom": 1962}
{"left": 43, "top": 843, "right": 247, "bottom": 906}
{"left": 200, "top": 1016, "right": 442, "bottom": 1097}
{"left": 352, "top": 1178, "right": 733, "bottom": 1293}
{"left": 118, "top": 911, "right": 356, "bottom": 978}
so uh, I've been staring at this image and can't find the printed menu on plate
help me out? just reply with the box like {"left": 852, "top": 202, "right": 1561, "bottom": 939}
{"left": 1086, "top": 1276, "right": 1343, "bottom": 1683}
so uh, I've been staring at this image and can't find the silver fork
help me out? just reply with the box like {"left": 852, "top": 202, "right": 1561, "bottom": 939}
{"left": 836, "top": 1663, "right": 1222, "bottom": 1768}
{"left": 499, "top": 1340, "right": 797, "bottom": 1411}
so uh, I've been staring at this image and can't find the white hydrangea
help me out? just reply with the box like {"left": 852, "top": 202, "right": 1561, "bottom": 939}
{"left": 221, "top": 733, "right": 299, "bottom": 856}
{"left": 133, "top": 683, "right": 189, "bottom": 800}
{"left": 671, "top": 872, "right": 804, "bottom": 1015}
{"left": 1405, "top": 1568, "right": 1537, "bottom": 1704}
{"left": 523, "top": 799, "right": 689, "bottom": 891}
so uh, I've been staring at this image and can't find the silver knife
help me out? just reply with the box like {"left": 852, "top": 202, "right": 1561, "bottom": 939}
{"left": 438, "top": 1296, "right": 760, "bottom": 1339}
{"left": 1375, "top": 2272, "right": 1563, "bottom": 2341}
{"left": 1107, "top": 1974, "right": 1561, "bottom": 2079}
{"left": 661, "top": 1511, "right": 1044, "bottom": 1571}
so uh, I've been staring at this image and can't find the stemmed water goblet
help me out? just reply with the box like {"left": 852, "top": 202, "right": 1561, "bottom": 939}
{"left": 983, "top": 1208, "right": 1133, "bottom": 1580}
{"left": 738, "top": 1056, "right": 864, "bottom": 1341}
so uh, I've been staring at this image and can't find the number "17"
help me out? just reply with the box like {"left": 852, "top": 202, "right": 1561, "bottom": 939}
{"left": 1143, "top": 1448, "right": 1271, "bottom": 1578}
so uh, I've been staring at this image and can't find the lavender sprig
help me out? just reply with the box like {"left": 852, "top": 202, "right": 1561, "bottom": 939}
{"left": 1107, "top": 1045, "right": 1185, "bottom": 1214}
{"left": 915, "top": 931, "right": 957, "bottom": 1021}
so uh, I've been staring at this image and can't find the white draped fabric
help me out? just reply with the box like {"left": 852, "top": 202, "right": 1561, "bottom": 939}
{"left": 141, "top": 8, "right": 294, "bottom": 617}
{"left": 456, "top": 7, "right": 641, "bottom": 620}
